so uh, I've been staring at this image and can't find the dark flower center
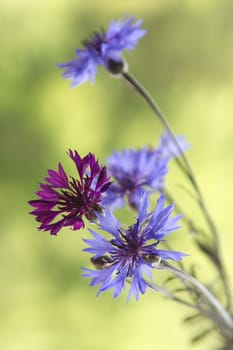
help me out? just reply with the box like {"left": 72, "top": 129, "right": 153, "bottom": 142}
{"left": 120, "top": 176, "right": 136, "bottom": 192}
{"left": 82, "top": 30, "right": 105, "bottom": 55}
{"left": 82, "top": 30, "right": 125, "bottom": 75}
{"left": 58, "top": 177, "right": 102, "bottom": 222}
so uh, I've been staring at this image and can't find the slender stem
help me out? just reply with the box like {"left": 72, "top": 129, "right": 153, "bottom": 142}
{"left": 121, "top": 71, "right": 218, "bottom": 245}
{"left": 165, "top": 188, "right": 232, "bottom": 311}
{"left": 145, "top": 279, "right": 196, "bottom": 309}
{"left": 121, "top": 71, "right": 231, "bottom": 310}
{"left": 159, "top": 259, "right": 233, "bottom": 338}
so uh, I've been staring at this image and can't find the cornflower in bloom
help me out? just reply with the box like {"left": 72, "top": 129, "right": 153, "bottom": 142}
{"left": 103, "top": 132, "right": 189, "bottom": 210}
{"left": 103, "top": 147, "right": 168, "bottom": 210}
{"left": 29, "top": 150, "right": 111, "bottom": 235}
{"left": 82, "top": 192, "right": 186, "bottom": 301}
{"left": 57, "top": 16, "right": 146, "bottom": 86}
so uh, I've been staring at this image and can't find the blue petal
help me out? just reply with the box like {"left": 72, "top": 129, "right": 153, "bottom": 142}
{"left": 156, "top": 249, "right": 188, "bottom": 261}
{"left": 102, "top": 184, "right": 125, "bottom": 210}
{"left": 101, "top": 265, "right": 127, "bottom": 298}
{"left": 105, "top": 16, "right": 146, "bottom": 52}
{"left": 96, "top": 207, "right": 121, "bottom": 238}
{"left": 57, "top": 51, "right": 98, "bottom": 86}
{"left": 82, "top": 265, "right": 115, "bottom": 287}
{"left": 83, "top": 229, "right": 113, "bottom": 258}
{"left": 157, "top": 132, "right": 190, "bottom": 158}
{"left": 127, "top": 265, "right": 148, "bottom": 301}
{"left": 145, "top": 195, "right": 183, "bottom": 240}
{"left": 138, "top": 191, "right": 149, "bottom": 225}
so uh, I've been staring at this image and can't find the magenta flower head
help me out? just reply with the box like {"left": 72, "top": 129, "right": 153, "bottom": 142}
{"left": 82, "top": 192, "right": 187, "bottom": 301}
{"left": 29, "top": 150, "right": 111, "bottom": 235}
{"left": 57, "top": 16, "right": 146, "bottom": 86}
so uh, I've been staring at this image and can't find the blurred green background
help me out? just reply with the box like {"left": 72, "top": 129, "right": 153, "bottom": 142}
{"left": 1, "top": 0, "right": 233, "bottom": 349}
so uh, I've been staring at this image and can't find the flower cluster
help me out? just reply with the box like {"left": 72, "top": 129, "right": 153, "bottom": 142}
{"left": 27, "top": 14, "right": 233, "bottom": 350}
{"left": 57, "top": 16, "right": 146, "bottom": 86}
{"left": 29, "top": 150, "right": 111, "bottom": 235}
{"left": 29, "top": 16, "right": 188, "bottom": 301}
{"left": 82, "top": 192, "right": 186, "bottom": 300}
{"left": 29, "top": 138, "right": 187, "bottom": 298}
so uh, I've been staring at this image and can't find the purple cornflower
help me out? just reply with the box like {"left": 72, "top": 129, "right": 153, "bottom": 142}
{"left": 103, "top": 147, "right": 168, "bottom": 210}
{"left": 82, "top": 192, "right": 187, "bottom": 301}
{"left": 57, "top": 16, "right": 146, "bottom": 86}
{"left": 29, "top": 150, "right": 111, "bottom": 235}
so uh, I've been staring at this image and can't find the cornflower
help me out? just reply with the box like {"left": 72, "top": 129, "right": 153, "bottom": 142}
{"left": 103, "top": 132, "right": 188, "bottom": 210}
{"left": 103, "top": 147, "right": 168, "bottom": 210}
{"left": 57, "top": 16, "right": 146, "bottom": 86}
{"left": 29, "top": 150, "right": 111, "bottom": 235}
{"left": 82, "top": 192, "right": 186, "bottom": 300}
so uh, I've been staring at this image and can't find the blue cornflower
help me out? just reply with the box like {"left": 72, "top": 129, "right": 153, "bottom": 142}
{"left": 103, "top": 132, "right": 189, "bottom": 210}
{"left": 57, "top": 16, "right": 146, "bottom": 86}
{"left": 82, "top": 192, "right": 187, "bottom": 301}
{"left": 103, "top": 147, "right": 168, "bottom": 210}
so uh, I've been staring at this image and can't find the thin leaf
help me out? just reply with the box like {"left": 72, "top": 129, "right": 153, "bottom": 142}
{"left": 183, "top": 313, "right": 202, "bottom": 324}
{"left": 191, "top": 328, "right": 214, "bottom": 344}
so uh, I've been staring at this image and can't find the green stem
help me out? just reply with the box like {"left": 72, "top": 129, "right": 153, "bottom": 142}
{"left": 121, "top": 71, "right": 231, "bottom": 310}
{"left": 159, "top": 260, "right": 233, "bottom": 340}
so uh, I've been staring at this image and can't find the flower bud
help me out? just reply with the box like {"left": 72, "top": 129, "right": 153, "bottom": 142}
{"left": 107, "top": 58, "right": 128, "bottom": 76}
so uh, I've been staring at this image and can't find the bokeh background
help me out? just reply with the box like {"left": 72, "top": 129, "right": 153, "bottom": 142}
{"left": 1, "top": 0, "right": 233, "bottom": 349}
